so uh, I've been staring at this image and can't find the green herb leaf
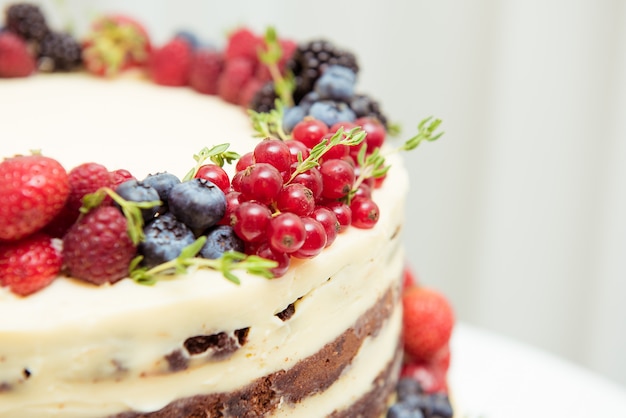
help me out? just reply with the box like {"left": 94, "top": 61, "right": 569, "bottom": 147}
{"left": 182, "top": 144, "right": 241, "bottom": 181}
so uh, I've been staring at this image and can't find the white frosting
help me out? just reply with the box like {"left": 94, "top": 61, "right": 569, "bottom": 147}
{"left": 0, "top": 74, "right": 408, "bottom": 417}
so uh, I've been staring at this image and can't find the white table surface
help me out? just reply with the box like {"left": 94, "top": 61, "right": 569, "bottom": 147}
{"left": 449, "top": 323, "right": 626, "bottom": 417}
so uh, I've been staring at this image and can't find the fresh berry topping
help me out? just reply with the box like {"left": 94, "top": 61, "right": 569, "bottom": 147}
{"left": 249, "top": 81, "right": 278, "bottom": 114}
{"left": 291, "top": 118, "right": 329, "bottom": 148}
{"left": 0, "top": 154, "right": 69, "bottom": 241}
{"left": 254, "top": 242, "right": 290, "bottom": 277}
{"left": 309, "top": 100, "right": 356, "bottom": 127}
{"left": 284, "top": 139, "right": 310, "bottom": 163}
{"left": 311, "top": 207, "right": 339, "bottom": 247}
{"left": 350, "top": 197, "right": 380, "bottom": 229}
{"left": 323, "top": 201, "right": 352, "bottom": 233}
{"left": 139, "top": 212, "right": 195, "bottom": 268}
{"left": 149, "top": 37, "right": 192, "bottom": 86}
{"left": 402, "top": 286, "right": 455, "bottom": 362}
{"left": 276, "top": 183, "right": 315, "bottom": 216}
{"left": 225, "top": 28, "right": 260, "bottom": 64}
{"left": 200, "top": 225, "right": 245, "bottom": 259}
{"left": 314, "top": 65, "right": 356, "bottom": 101}
{"left": 5, "top": 3, "right": 49, "bottom": 41}
{"left": 281, "top": 105, "right": 307, "bottom": 134}
{"left": 82, "top": 14, "right": 151, "bottom": 76}
{"left": 290, "top": 166, "right": 323, "bottom": 200}
{"left": 142, "top": 172, "right": 181, "bottom": 208}
{"left": 235, "top": 151, "right": 255, "bottom": 172}
{"left": 267, "top": 212, "right": 306, "bottom": 253}
{"left": 63, "top": 206, "right": 136, "bottom": 284}
{"left": 217, "top": 57, "right": 255, "bottom": 104}
{"left": 115, "top": 179, "right": 161, "bottom": 223}
{"left": 37, "top": 31, "right": 82, "bottom": 72}
{"left": 356, "top": 116, "right": 387, "bottom": 153}
{"left": 290, "top": 217, "right": 326, "bottom": 259}
{"left": 253, "top": 138, "right": 292, "bottom": 172}
{"left": 189, "top": 48, "right": 224, "bottom": 94}
{"left": 109, "top": 169, "right": 136, "bottom": 188}
{"left": 195, "top": 164, "right": 230, "bottom": 194}
{"left": 0, "top": 31, "right": 35, "bottom": 77}
{"left": 350, "top": 94, "right": 389, "bottom": 127}
{"left": 231, "top": 201, "right": 272, "bottom": 243}
{"left": 319, "top": 158, "right": 355, "bottom": 200}
{"left": 168, "top": 178, "right": 226, "bottom": 233}
{"left": 403, "top": 266, "right": 418, "bottom": 289}
{"left": 0, "top": 233, "right": 61, "bottom": 296}
{"left": 238, "top": 162, "right": 283, "bottom": 204}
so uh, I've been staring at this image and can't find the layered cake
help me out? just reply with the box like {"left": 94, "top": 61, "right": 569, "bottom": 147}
{"left": 0, "top": 4, "right": 454, "bottom": 418}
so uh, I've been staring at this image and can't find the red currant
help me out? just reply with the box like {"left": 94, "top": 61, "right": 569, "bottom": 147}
{"left": 350, "top": 197, "right": 379, "bottom": 229}
{"left": 236, "top": 152, "right": 255, "bottom": 172}
{"left": 290, "top": 166, "right": 323, "bottom": 200}
{"left": 195, "top": 164, "right": 230, "bottom": 194}
{"left": 276, "top": 183, "right": 315, "bottom": 216}
{"left": 320, "top": 134, "right": 350, "bottom": 161}
{"left": 330, "top": 121, "right": 357, "bottom": 133}
{"left": 292, "top": 118, "right": 328, "bottom": 149}
{"left": 311, "top": 207, "right": 339, "bottom": 247}
{"left": 291, "top": 217, "right": 327, "bottom": 259}
{"left": 320, "top": 159, "right": 355, "bottom": 200}
{"left": 218, "top": 191, "right": 242, "bottom": 225}
{"left": 238, "top": 163, "right": 283, "bottom": 204}
{"left": 255, "top": 243, "right": 290, "bottom": 277}
{"left": 268, "top": 212, "right": 306, "bottom": 253}
{"left": 356, "top": 117, "right": 386, "bottom": 152}
{"left": 232, "top": 201, "right": 272, "bottom": 242}
{"left": 284, "top": 139, "right": 310, "bottom": 164}
{"left": 324, "top": 201, "right": 352, "bottom": 233}
{"left": 254, "top": 138, "right": 292, "bottom": 172}
{"left": 353, "top": 182, "right": 372, "bottom": 200}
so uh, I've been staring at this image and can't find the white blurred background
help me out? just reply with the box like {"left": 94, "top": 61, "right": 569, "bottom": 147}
{"left": 3, "top": 0, "right": 625, "bottom": 388}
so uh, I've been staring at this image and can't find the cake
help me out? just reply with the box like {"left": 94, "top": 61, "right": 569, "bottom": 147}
{"left": 0, "top": 4, "right": 454, "bottom": 418}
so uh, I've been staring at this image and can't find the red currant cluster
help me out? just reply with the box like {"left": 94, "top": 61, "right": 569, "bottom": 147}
{"left": 195, "top": 116, "right": 387, "bottom": 277}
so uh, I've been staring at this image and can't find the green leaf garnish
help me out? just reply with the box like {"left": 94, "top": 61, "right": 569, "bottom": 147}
{"left": 130, "top": 237, "right": 278, "bottom": 285}
{"left": 248, "top": 99, "right": 290, "bottom": 140}
{"left": 182, "top": 144, "right": 241, "bottom": 181}
{"left": 80, "top": 187, "right": 161, "bottom": 245}
{"left": 400, "top": 117, "right": 444, "bottom": 151}
{"left": 287, "top": 127, "right": 367, "bottom": 183}
{"left": 258, "top": 27, "right": 295, "bottom": 107}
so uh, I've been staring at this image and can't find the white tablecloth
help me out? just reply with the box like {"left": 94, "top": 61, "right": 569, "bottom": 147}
{"left": 449, "top": 324, "right": 626, "bottom": 417}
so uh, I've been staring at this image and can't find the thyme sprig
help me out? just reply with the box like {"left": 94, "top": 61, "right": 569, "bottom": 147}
{"left": 182, "top": 143, "right": 240, "bottom": 181}
{"left": 248, "top": 99, "right": 289, "bottom": 140}
{"left": 130, "top": 237, "right": 278, "bottom": 285}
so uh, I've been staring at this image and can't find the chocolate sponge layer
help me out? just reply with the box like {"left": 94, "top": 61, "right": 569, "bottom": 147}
{"left": 110, "top": 285, "right": 400, "bottom": 418}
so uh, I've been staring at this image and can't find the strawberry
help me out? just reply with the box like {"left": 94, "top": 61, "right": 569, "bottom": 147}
{"left": 0, "top": 154, "right": 69, "bottom": 241}
{"left": 0, "top": 233, "right": 62, "bottom": 296}
{"left": 402, "top": 286, "right": 454, "bottom": 362}
{"left": 400, "top": 359, "right": 448, "bottom": 394}
{"left": 403, "top": 265, "right": 418, "bottom": 289}
{"left": 217, "top": 57, "right": 255, "bottom": 104}
{"left": 63, "top": 206, "right": 136, "bottom": 285}
{"left": 0, "top": 31, "right": 36, "bottom": 77}
{"left": 82, "top": 14, "right": 151, "bottom": 77}
{"left": 44, "top": 162, "right": 113, "bottom": 238}
{"left": 149, "top": 37, "right": 191, "bottom": 86}
{"left": 189, "top": 48, "right": 224, "bottom": 95}
{"left": 225, "top": 28, "right": 261, "bottom": 64}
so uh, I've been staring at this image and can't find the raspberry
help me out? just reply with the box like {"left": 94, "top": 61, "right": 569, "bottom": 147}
{"left": 63, "top": 206, "right": 136, "bottom": 285}
{"left": 224, "top": 28, "right": 260, "bottom": 64}
{"left": 149, "top": 37, "right": 192, "bottom": 86}
{"left": 238, "top": 77, "right": 265, "bottom": 108}
{"left": 5, "top": 3, "right": 49, "bottom": 41}
{"left": 38, "top": 31, "right": 82, "bottom": 72}
{"left": 0, "top": 233, "right": 61, "bottom": 296}
{"left": 0, "top": 31, "right": 36, "bottom": 77}
{"left": 217, "top": 57, "right": 255, "bottom": 104}
{"left": 402, "top": 286, "right": 455, "bottom": 362}
{"left": 189, "top": 48, "right": 224, "bottom": 95}
{"left": 0, "top": 154, "right": 69, "bottom": 241}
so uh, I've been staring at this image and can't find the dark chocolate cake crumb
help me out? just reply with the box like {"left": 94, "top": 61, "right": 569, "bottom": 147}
{"left": 22, "top": 368, "right": 31, "bottom": 379}
{"left": 165, "top": 349, "right": 189, "bottom": 372}
{"left": 184, "top": 329, "right": 247, "bottom": 358}
{"left": 275, "top": 302, "right": 296, "bottom": 321}
{"left": 234, "top": 327, "right": 250, "bottom": 346}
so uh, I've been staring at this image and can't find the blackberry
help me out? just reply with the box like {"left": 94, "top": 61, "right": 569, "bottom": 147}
{"left": 249, "top": 81, "right": 278, "bottom": 113}
{"left": 349, "top": 94, "right": 389, "bottom": 127}
{"left": 6, "top": 3, "right": 49, "bottom": 42}
{"left": 287, "top": 39, "right": 359, "bottom": 104}
{"left": 38, "top": 31, "right": 82, "bottom": 72}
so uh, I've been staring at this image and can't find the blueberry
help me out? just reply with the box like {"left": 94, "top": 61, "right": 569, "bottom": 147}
{"left": 200, "top": 225, "right": 245, "bottom": 259}
{"left": 396, "top": 377, "right": 424, "bottom": 401}
{"left": 139, "top": 213, "right": 196, "bottom": 268}
{"left": 298, "top": 91, "right": 321, "bottom": 113}
{"left": 168, "top": 178, "right": 226, "bottom": 233}
{"left": 115, "top": 179, "right": 161, "bottom": 222}
{"left": 314, "top": 65, "right": 356, "bottom": 101}
{"left": 430, "top": 393, "right": 453, "bottom": 418}
{"left": 387, "top": 401, "right": 425, "bottom": 418}
{"left": 142, "top": 172, "right": 181, "bottom": 212}
{"left": 283, "top": 106, "right": 306, "bottom": 133}
{"left": 308, "top": 100, "right": 356, "bottom": 127}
